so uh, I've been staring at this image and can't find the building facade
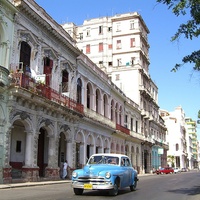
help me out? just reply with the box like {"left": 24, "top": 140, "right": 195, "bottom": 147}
{"left": 185, "top": 117, "right": 198, "bottom": 169}
{"left": 0, "top": 0, "right": 168, "bottom": 183}
{"left": 160, "top": 107, "right": 197, "bottom": 169}
{"left": 63, "top": 12, "right": 168, "bottom": 173}
{"left": 0, "top": 0, "right": 17, "bottom": 184}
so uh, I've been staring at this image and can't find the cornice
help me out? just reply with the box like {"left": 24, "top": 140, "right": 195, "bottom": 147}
{"left": 13, "top": 0, "right": 81, "bottom": 56}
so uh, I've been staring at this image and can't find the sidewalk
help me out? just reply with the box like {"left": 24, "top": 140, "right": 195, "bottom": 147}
{"left": 0, "top": 173, "right": 153, "bottom": 189}
{"left": 0, "top": 179, "right": 71, "bottom": 189}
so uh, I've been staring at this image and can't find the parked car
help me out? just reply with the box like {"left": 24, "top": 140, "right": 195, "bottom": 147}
{"left": 173, "top": 167, "right": 181, "bottom": 173}
{"left": 156, "top": 167, "right": 174, "bottom": 174}
{"left": 181, "top": 167, "right": 189, "bottom": 172}
{"left": 71, "top": 153, "right": 139, "bottom": 196}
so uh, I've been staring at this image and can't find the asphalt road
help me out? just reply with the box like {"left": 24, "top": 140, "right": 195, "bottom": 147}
{"left": 0, "top": 170, "right": 200, "bottom": 200}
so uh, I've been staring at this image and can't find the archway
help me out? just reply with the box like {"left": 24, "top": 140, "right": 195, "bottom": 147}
{"left": 10, "top": 120, "right": 26, "bottom": 179}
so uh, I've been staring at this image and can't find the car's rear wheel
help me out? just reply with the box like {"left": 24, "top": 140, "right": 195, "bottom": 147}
{"left": 73, "top": 188, "right": 83, "bottom": 195}
{"left": 109, "top": 182, "right": 119, "bottom": 196}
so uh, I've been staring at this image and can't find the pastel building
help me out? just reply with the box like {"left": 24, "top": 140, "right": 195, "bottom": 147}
{"left": 0, "top": 0, "right": 168, "bottom": 184}
{"left": 185, "top": 117, "right": 198, "bottom": 169}
{"left": 63, "top": 12, "right": 168, "bottom": 173}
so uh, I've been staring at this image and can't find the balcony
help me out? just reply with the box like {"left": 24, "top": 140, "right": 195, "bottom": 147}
{"left": 10, "top": 72, "right": 84, "bottom": 114}
{"left": 84, "top": 108, "right": 115, "bottom": 129}
{"left": 130, "top": 131, "right": 145, "bottom": 141}
{"left": 116, "top": 124, "right": 130, "bottom": 135}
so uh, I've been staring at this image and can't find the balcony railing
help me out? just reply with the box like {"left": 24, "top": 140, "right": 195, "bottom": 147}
{"left": 84, "top": 108, "right": 116, "bottom": 129}
{"left": 10, "top": 73, "right": 83, "bottom": 114}
{"left": 116, "top": 124, "right": 130, "bottom": 135}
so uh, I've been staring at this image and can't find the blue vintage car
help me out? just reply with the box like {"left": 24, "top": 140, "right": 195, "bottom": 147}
{"left": 71, "top": 153, "right": 139, "bottom": 196}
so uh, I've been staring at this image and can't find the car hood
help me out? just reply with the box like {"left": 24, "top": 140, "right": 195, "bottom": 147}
{"left": 75, "top": 164, "right": 122, "bottom": 176}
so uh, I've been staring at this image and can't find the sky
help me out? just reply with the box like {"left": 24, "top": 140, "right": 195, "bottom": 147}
{"left": 35, "top": 0, "right": 200, "bottom": 138}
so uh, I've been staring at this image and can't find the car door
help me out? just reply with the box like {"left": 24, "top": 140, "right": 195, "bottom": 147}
{"left": 120, "top": 157, "right": 132, "bottom": 188}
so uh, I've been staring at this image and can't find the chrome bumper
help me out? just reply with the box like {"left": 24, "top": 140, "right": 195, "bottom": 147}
{"left": 72, "top": 181, "right": 114, "bottom": 190}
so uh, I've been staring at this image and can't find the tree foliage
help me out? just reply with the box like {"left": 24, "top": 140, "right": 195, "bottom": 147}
{"left": 156, "top": 0, "right": 200, "bottom": 72}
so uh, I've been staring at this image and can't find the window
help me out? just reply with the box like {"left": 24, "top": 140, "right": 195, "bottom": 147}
{"left": 79, "top": 33, "right": 83, "bottom": 40}
{"left": 115, "top": 74, "right": 120, "bottom": 81}
{"left": 99, "top": 42, "right": 103, "bottom": 52}
{"left": 130, "top": 21, "right": 135, "bottom": 29}
{"left": 131, "top": 118, "right": 133, "bottom": 131}
{"left": 108, "top": 27, "right": 112, "bottom": 32}
{"left": 176, "top": 143, "right": 179, "bottom": 151}
{"left": 124, "top": 115, "right": 128, "bottom": 128}
{"left": 108, "top": 61, "right": 112, "bottom": 66}
{"left": 116, "top": 23, "right": 121, "bottom": 31}
{"left": 86, "top": 44, "right": 90, "bottom": 54}
{"left": 131, "top": 57, "right": 135, "bottom": 65}
{"left": 77, "top": 78, "right": 82, "bottom": 104}
{"left": 87, "top": 84, "right": 91, "bottom": 108}
{"left": 130, "top": 38, "right": 136, "bottom": 47}
{"left": 108, "top": 44, "right": 112, "bottom": 49}
{"left": 16, "top": 141, "right": 21, "bottom": 152}
{"left": 99, "top": 25, "right": 103, "bottom": 34}
{"left": 116, "top": 40, "right": 121, "bottom": 49}
{"left": 96, "top": 90, "right": 99, "bottom": 113}
{"left": 62, "top": 70, "right": 69, "bottom": 92}
{"left": 117, "top": 58, "right": 121, "bottom": 66}
{"left": 86, "top": 29, "right": 90, "bottom": 36}
{"left": 19, "top": 41, "right": 31, "bottom": 73}
{"left": 136, "top": 120, "right": 138, "bottom": 133}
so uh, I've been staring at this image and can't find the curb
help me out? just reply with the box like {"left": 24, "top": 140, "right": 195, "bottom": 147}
{"left": 0, "top": 180, "right": 71, "bottom": 190}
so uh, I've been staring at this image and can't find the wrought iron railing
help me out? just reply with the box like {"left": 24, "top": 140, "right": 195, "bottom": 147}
{"left": 10, "top": 73, "right": 83, "bottom": 114}
{"left": 116, "top": 123, "right": 130, "bottom": 135}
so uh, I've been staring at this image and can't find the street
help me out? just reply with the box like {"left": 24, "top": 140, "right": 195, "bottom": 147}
{"left": 0, "top": 170, "right": 200, "bottom": 200}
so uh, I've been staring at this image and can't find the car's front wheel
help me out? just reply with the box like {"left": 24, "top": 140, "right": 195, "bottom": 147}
{"left": 109, "top": 182, "right": 119, "bottom": 196}
{"left": 73, "top": 188, "right": 83, "bottom": 195}
{"left": 130, "top": 177, "right": 138, "bottom": 191}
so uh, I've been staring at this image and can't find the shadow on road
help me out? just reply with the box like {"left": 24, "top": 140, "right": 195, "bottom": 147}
{"left": 81, "top": 188, "right": 136, "bottom": 196}
{"left": 168, "top": 185, "right": 200, "bottom": 196}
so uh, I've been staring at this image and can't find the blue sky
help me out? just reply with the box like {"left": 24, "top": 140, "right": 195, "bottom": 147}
{"left": 35, "top": 0, "right": 200, "bottom": 137}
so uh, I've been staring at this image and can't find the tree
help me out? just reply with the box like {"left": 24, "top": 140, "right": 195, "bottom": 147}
{"left": 156, "top": 0, "right": 200, "bottom": 72}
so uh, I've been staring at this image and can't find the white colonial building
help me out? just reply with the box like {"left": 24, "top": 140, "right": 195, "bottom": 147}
{"left": 160, "top": 107, "right": 188, "bottom": 168}
{"left": 185, "top": 117, "right": 198, "bottom": 169}
{"left": 0, "top": 0, "right": 168, "bottom": 183}
{"left": 63, "top": 13, "right": 168, "bottom": 172}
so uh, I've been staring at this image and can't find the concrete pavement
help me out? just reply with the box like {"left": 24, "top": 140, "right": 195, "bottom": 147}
{"left": 0, "top": 174, "right": 153, "bottom": 189}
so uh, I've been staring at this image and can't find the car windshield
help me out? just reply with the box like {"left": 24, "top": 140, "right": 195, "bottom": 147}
{"left": 88, "top": 155, "right": 119, "bottom": 165}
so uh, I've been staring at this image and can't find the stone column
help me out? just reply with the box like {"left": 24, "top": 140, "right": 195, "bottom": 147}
{"left": 45, "top": 136, "right": 59, "bottom": 180}
{"left": 79, "top": 143, "right": 85, "bottom": 168}
{"left": 66, "top": 140, "right": 74, "bottom": 178}
{"left": 0, "top": 119, "right": 6, "bottom": 184}
{"left": 3, "top": 128, "right": 12, "bottom": 183}
{"left": 22, "top": 131, "right": 39, "bottom": 182}
{"left": 24, "top": 132, "right": 33, "bottom": 166}
{"left": 66, "top": 140, "right": 73, "bottom": 167}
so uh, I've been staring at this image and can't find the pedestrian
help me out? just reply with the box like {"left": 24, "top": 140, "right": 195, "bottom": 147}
{"left": 62, "top": 160, "right": 68, "bottom": 179}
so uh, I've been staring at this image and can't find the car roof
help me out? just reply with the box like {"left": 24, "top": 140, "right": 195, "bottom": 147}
{"left": 90, "top": 153, "right": 128, "bottom": 158}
